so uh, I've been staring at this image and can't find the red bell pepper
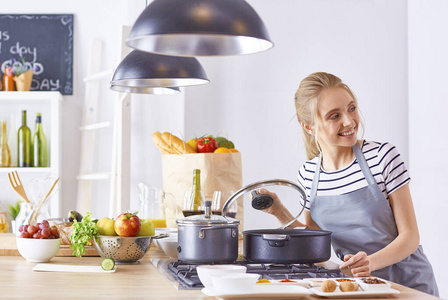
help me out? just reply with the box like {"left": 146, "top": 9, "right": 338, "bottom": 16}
{"left": 197, "top": 137, "right": 218, "bottom": 153}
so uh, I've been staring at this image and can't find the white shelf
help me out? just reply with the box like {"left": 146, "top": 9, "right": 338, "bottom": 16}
{"left": 0, "top": 91, "right": 62, "bottom": 218}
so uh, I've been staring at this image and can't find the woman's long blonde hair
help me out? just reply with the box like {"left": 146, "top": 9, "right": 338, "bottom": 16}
{"left": 294, "top": 72, "right": 363, "bottom": 160}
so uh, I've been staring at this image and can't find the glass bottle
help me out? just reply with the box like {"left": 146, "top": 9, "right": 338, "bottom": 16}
{"left": 182, "top": 169, "right": 205, "bottom": 217}
{"left": 3, "top": 66, "right": 15, "bottom": 91}
{"left": 32, "top": 113, "right": 47, "bottom": 167}
{"left": 0, "top": 120, "right": 11, "bottom": 167}
{"left": 18, "top": 110, "right": 32, "bottom": 167}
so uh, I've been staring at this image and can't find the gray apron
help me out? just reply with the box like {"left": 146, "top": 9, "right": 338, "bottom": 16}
{"left": 309, "top": 143, "right": 439, "bottom": 296}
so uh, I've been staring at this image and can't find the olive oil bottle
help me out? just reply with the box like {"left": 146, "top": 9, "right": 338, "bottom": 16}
{"left": 0, "top": 120, "right": 11, "bottom": 167}
{"left": 32, "top": 113, "right": 47, "bottom": 167}
{"left": 17, "top": 110, "right": 32, "bottom": 167}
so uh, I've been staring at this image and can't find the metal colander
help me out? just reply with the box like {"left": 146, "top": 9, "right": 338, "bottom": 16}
{"left": 92, "top": 235, "right": 166, "bottom": 264}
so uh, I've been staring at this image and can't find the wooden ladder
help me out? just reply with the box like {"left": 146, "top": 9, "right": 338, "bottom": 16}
{"left": 76, "top": 32, "right": 131, "bottom": 217}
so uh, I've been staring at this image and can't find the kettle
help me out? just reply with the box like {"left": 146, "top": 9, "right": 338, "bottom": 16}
{"left": 138, "top": 183, "right": 177, "bottom": 228}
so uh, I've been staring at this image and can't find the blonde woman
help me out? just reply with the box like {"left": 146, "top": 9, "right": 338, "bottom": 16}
{"left": 260, "top": 72, "right": 438, "bottom": 295}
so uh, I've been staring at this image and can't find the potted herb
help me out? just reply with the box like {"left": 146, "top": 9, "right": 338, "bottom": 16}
{"left": 8, "top": 201, "right": 20, "bottom": 233}
{"left": 12, "top": 51, "right": 35, "bottom": 91}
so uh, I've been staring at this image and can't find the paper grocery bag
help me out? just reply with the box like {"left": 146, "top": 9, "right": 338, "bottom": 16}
{"left": 162, "top": 152, "right": 243, "bottom": 226}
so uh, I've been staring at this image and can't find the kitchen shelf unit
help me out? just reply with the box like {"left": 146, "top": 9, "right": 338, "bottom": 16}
{"left": 0, "top": 91, "right": 62, "bottom": 218}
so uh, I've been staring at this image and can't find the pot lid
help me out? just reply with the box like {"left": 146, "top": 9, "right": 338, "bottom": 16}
{"left": 176, "top": 200, "right": 240, "bottom": 225}
{"left": 176, "top": 214, "right": 240, "bottom": 225}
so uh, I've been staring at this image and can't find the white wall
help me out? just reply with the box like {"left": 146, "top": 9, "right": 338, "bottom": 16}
{"left": 1, "top": 1, "right": 446, "bottom": 297}
{"left": 408, "top": 0, "right": 448, "bottom": 297}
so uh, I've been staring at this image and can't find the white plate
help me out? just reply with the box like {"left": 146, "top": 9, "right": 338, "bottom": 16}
{"left": 310, "top": 287, "right": 400, "bottom": 298}
{"left": 258, "top": 279, "right": 308, "bottom": 287}
{"left": 303, "top": 278, "right": 330, "bottom": 287}
{"left": 202, "top": 285, "right": 311, "bottom": 298}
{"left": 32, "top": 264, "right": 117, "bottom": 273}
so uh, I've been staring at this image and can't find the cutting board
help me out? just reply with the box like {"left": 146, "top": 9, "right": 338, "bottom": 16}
{"left": 33, "top": 264, "right": 116, "bottom": 273}
{"left": 0, "top": 233, "right": 99, "bottom": 256}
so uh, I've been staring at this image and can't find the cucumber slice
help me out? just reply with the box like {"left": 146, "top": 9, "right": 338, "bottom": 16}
{"left": 101, "top": 257, "right": 115, "bottom": 270}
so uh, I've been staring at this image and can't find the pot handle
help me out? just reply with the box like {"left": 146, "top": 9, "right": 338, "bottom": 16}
{"left": 261, "top": 234, "right": 290, "bottom": 241}
{"left": 199, "top": 226, "right": 238, "bottom": 239}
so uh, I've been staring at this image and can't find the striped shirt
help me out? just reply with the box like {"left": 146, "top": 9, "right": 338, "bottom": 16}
{"left": 297, "top": 140, "right": 410, "bottom": 210}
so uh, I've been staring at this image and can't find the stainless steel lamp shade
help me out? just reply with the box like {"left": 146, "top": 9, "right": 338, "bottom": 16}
{"left": 110, "top": 85, "right": 180, "bottom": 95}
{"left": 110, "top": 50, "right": 209, "bottom": 90}
{"left": 126, "top": 0, "right": 273, "bottom": 56}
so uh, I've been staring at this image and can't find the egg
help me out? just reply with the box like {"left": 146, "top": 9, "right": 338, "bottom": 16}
{"left": 339, "top": 281, "right": 359, "bottom": 292}
{"left": 321, "top": 279, "right": 337, "bottom": 292}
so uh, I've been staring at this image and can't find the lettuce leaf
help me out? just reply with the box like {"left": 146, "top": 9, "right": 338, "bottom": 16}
{"left": 69, "top": 212, "right": 98, "bottom": 258}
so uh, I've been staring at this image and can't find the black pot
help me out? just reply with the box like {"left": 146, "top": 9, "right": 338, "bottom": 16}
{"left": 243, "top": 229, "right": 332, "bottom": 264}
{"left": 176, "top": 201, "right": 240, "bottom": 263}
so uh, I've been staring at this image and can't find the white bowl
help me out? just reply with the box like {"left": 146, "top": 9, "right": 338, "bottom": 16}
{"left": 356, "top": 277, "right": 391, "bottom": 291}
{"left": 210, "top": 273, "right": 260, "bottom": 294}
{"left": 196, "top": 265, "right": 247, "bottom": 289}
{"left": 16, "top": 237, "right": 61, "bottom": 263}
{"left": 154, "top": 234, "right": 178, "bottom": 258}
{"left": 155, "top": 228, "right": 178, "bottom": 235}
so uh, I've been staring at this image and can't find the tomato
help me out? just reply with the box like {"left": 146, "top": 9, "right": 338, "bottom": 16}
{"left": 197, "top": 137, "right": 218, "bottom": 153}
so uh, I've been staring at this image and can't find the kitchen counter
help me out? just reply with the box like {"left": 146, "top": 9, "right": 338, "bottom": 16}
{"left": 0, "top": 245, "right": 439, "bottom": 300}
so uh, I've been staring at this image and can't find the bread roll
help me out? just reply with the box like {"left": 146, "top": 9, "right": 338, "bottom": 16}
{"left": 339, "top": 281, "right": 359, "bottom": 292}
{"left": 321, "top": 280, "right": 337, "bottom": 292}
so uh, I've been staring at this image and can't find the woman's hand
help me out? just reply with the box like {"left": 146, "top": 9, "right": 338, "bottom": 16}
{"left": 254, "top": 189, "right": 307, "bottom": 228}
{"left": 339, "top": 251, "right": 372, "bottom": 277}
{"left": 254, "top": 189, "right": 286, "bottom": 216}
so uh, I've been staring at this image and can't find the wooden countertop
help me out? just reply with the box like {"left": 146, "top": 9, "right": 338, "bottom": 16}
{"left": 0, "top": 234, "right": 439, "bottom": 299}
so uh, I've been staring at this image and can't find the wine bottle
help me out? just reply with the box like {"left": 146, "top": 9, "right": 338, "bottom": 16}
{"left": 32, "top": 113, "right": 48, "bottom": 167}
{"left": 17, "top": 110, "right": 32, "bottom": 167}
{"left": 0, "top": 120, "right": 11, "bottom": 167}
{"left": 182, "top": 169, "right": 205, "bottom": 217}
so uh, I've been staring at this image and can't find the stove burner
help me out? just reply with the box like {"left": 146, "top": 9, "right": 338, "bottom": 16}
{"left": 167, "top": 261, "right": 346, "bottom": 289}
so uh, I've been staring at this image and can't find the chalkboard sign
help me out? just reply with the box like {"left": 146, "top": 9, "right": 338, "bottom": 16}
{"left": 0, "top": 14, "right": 73, "bottom": 95}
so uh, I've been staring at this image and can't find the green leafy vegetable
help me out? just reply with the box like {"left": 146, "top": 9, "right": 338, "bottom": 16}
{"left": 69, "top": 212, "right": 98, "bottom": 258}
{"left": 215, "top": 136, "right": 235, "bottom": 149}
{"left": 8, "top": 201, "right": 21, "bottom": 220}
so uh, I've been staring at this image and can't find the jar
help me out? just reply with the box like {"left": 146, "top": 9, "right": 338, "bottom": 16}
{"left": 0, "top": 211, "right": 8, "bottom": 233}
{"left": 14, "top": 202, "right": 50, "bottom": 233}
{"left": 3, "top": 67, "right": 15, "bottom": 91}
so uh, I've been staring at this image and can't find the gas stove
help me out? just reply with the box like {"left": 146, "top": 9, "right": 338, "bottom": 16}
{"left": 150, "top": 258, "right": 346, "bottom": 290}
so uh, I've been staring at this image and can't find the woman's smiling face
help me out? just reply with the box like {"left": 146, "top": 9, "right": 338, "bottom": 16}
{"left": 315, "top": 87, "right": 360, "bottom": 151}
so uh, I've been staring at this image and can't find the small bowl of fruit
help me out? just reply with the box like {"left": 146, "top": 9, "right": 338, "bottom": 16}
{"left": 16, "top": 220, "right": 61, "bottom": 263}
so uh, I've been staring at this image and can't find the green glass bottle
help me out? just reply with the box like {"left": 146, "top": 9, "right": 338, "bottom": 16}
{"left": 32, "top": 113, "right": 47, "bottom": 167}
{"left": 182, "top": 169, "right": 205, "bottom": 217}
{"left": 17, "top": 110, "right": 32, "bottom": 167}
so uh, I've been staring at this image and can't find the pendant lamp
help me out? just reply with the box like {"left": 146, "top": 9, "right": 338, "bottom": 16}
{"left": 110, "top": 50, "right": 209, "bottom": 92}
{"left": 126, "top": 0, "right": 273, "bottom": 56}
{"left": 110, "top": 85, "right": 180, "bottom": 95}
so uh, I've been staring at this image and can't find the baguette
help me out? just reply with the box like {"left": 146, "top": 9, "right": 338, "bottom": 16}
{"left": 152, "top": 131, "right": 175, "bottom": 154}
{"left": 161, "top": 132, "right": 196, "bottom": 154}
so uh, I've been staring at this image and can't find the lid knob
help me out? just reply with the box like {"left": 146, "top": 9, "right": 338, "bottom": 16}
{"left": 251, "top": 191, "right": 274, "bottom": 210}
{"left": 205, "top": 200, "right": 212, "bottom": 218}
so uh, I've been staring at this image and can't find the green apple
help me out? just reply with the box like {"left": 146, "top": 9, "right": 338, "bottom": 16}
{"left": 97, "top": 217, "right": 117, "bottom": 236}
{"left": 137, "top": 219, "right": 155, "bottom": 236}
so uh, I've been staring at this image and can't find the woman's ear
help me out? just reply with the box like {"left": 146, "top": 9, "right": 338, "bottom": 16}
{"left": 301, "top": 123, "right": 314, "bottom": 135}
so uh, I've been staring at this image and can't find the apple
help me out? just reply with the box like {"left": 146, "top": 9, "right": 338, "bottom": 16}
{"left": 114, "top": 212, "right": 141, "bottom": 237}
{"left": 137, "top": 219, "right": 155, "bottom": 236}
{"left": 97, "top": 217, "right": 117, "bottom": 236}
